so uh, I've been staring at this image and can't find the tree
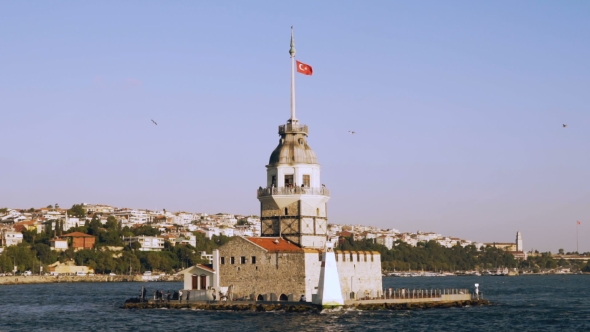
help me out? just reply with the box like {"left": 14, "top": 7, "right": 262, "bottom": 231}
{"left": 236, "top": 219, "right": 250, "bottom": 226}
{"left": 558, "top": 248, "right": 565, "bottom": 255}
{"left": 47, "top": 205, "right": 53, "bottom": 209}
{"left": 68, "top": 204, "right": 86, "bottom": 218}
{"left": 35, "top": 243, "right": 57, "bottom": 264}
{"left": 0, "top": 208, "right": 8, "bottom": 214}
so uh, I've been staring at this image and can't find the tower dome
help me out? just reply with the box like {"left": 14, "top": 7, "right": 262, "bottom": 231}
{"left": 268, "top": 123, "right": 318, "bottom": 166}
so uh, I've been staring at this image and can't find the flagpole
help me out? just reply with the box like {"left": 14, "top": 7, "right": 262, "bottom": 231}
{"left": 289, "top": 26, "right": 297, "bottom": 122}
{"left": 576, "top": 222, "right": 579, "bottom": 254}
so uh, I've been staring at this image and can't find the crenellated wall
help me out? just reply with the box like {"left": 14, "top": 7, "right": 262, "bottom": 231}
{"left": 304, "top": 250, "right": 382, "bottom": 302}
{"left": 334, "top": 250, "right": 383, "bottom": 300}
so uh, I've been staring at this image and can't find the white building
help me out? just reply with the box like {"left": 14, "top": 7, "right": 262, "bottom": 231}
{"left": 1, "top": 231, "right": 23, "bottom": 247}
{"left": 49, "top": 238, "right": 69, "bottom": 251}
{"left": 124, "top": 236, "right": 165, "bottom": 251}
{"left": 376, "top": 235, "right": 394, "bottom": 250}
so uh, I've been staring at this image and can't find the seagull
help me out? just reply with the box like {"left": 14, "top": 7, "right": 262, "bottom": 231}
{"left": 348, "top": 131, "right": 356, "bottom": 135}
{"left": 151, "top": 119, "right": 158, "bottom": 125}
{"left": 562, "top": 124, "right": 567, "bottom": 128}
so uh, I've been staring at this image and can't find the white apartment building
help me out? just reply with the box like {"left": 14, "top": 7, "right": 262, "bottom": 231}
{"left": 376, "top": 235, "right": 394, "bottom": 250}
{"left": 2, "top": 231, "right": 23, "bottom": 247}
{"left": 173, "top": 213, "right": 197, "bottom": 225}
{"left": 124, "top": 236, "right": 165, "bottom": 251}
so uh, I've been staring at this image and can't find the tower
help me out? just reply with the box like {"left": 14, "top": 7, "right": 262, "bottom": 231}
{"left": 257, "top": 27, "right": 330, "bottom": 249}
{"left": 516, "top": 231, "right": 523, "bottom": 252}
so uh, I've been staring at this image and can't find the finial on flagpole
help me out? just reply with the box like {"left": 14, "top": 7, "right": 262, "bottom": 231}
{"left": 289, "top": 26, "right": 296, "bottom": 57}
{"left": 289, "top": 26, "right": 297, "bottom": 122}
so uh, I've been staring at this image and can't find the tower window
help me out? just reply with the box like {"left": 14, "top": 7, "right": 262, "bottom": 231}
{"left": 284, "top": 175, "right": 293, "bottom": 187}
{"left": 271, "top": 175, "right": 276, "bottom": 187}
{"left": 316, "top": 208, "right": 320, "bottom": 217}
{"left": 284, "top": 208, "right": 288, "bottom": 216}
{"left": 303, "top": 175, "right": 310, "bottom": 187}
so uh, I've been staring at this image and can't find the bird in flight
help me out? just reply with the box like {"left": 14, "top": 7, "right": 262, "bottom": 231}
{"left": 563, "top": 124, "right": 567, "bottom": 128}
{"left": 151, "top": 119, "right": 158, "bottom": 125}
{"left": 348, "top": 131, "right": 356, "bottom": 135}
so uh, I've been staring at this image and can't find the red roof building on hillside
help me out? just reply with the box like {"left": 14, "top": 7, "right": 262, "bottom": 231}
{"left": 339, "top": 231, "right": 354, "bottom": 238}
{"left": 61, "top": 232, "right": 95, "bottom": 250}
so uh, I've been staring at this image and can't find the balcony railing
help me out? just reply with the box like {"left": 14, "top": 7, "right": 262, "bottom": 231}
{"left": 257, "top": 186, "right": 330, "bottom": 198}
{"left": 279, "top": 123, "right": 308, "bottom": 135}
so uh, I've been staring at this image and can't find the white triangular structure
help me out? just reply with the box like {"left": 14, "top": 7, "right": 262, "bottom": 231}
{"left": 315, "top": 242, "right": 344, "bottom": 306}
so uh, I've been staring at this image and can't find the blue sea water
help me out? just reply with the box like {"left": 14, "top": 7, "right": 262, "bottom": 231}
{"left": 0, "top": 275, "right": 588, "bottom": 331}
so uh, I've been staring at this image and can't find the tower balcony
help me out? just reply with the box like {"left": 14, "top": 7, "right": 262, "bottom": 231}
{"left": 257, "top": 186, "right": 330, "bottom": 199}
{"left": 279, "top": 123, "right": 308, "bottom": 135}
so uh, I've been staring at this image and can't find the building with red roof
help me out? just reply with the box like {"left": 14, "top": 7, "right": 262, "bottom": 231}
{"left": 61, "top": 232, "right": 95, "bottom": 250}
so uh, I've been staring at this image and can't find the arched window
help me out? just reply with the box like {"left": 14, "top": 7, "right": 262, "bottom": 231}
{"left": 284, "top": 208, "right": 288, "bottom": 215}
{"left": 257, "top": 294, "right": 264, "bottom": 301}
{"left": 316, "top": 208, "right": 320, "bottom": 216}
{"left": 279, "top": 294, "right": 288, "bottom": 301}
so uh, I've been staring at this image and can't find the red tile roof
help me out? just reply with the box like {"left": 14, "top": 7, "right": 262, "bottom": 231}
{"left": 339, "top": 231, "right": 354, "bottom": 237}
{"left": 245, "top": 237, "right": 303, "bottom": 253}
{"left": 61, "top": 232, "right": 94, "bottom": 237}
{"left": 197, "top": 264, "right": 215, "bottom": 272}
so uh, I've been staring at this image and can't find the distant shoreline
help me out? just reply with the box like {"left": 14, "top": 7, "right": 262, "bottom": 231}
{"left": 0, "top": 275, "right": 182, "bottom": 285}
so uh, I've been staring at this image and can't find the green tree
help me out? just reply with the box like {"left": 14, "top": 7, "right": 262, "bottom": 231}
{"left": 35, "top": 243, "right": 57, "bottom": 264}
{"left": 68, "top": 204, "right": 86, "bottom": 218}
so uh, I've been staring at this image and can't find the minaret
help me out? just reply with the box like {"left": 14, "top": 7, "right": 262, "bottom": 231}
{"left": 516, "top": 231, "right": 523, "bottom": 252}
{"left": 257, "top": 27, "right": 330, "bottom": 249}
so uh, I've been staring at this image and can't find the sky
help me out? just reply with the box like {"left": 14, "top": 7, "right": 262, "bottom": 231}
{"left": 1, "top": 1, "right": 589, "bottom": 253}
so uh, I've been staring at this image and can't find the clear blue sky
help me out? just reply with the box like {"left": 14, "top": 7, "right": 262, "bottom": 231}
{"left": 1, "top": 1, "right": 589, "bottom": 252}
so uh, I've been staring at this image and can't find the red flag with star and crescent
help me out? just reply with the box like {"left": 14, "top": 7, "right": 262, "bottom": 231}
{"left": 578, "top": 221, "right": 581, "bottom": 225}
{"left": 296, "top": 60, "right": 313, "bottom": 75}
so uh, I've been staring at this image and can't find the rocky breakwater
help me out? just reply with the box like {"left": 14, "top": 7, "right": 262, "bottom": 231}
{"left": 122, "top": 299, "right": 490, "bottom": 312}
{"left": 351, "top": 299, "right": 490, "bottom": 310}
{"left": 0, "top": 274, "right": 182, "bottom": 285}
{"left": 122, "top": 300, "right": 320, "bottom": 312}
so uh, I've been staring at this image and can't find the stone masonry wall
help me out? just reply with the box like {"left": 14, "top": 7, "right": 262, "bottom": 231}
{"left": 218, "top": 237, "right": 306, "bottom": 301}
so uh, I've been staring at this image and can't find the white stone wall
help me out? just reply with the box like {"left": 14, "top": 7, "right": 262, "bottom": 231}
{"left": 267, "top": 164, "right": 321, "bottom": 188}
{"left": 335, "top": 251, "right": 383, "bottom": 300}
{"left": 304, "top": 250, "right": 382, "bottom": 302}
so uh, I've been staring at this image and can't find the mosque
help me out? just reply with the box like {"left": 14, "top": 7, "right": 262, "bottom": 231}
{"left": 181, "top": 28, "right": 382, "bottom": 305}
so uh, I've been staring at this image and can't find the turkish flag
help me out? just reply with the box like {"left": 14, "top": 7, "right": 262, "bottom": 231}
{"left": 578, "top": 221, "right": 581, "bottom": 225}
{"left": 296, "top": 60, "right": 313, "bottom": 75}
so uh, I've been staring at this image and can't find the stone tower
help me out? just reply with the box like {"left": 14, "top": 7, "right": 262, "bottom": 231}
{"left": 516, "top": 231, "right": 523, "bottom": 252}
{"left": 256, "top": 27, "right": 330, "bottom": 249}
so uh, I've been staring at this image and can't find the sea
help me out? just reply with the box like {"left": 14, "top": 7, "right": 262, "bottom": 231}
{"left": 0, "top": 275, "right": 588, "bottom": 331}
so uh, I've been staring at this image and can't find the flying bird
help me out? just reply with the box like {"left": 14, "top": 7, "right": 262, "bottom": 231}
{"left": 151, "top": 119, "right": 158, "bottom": 125}
{"left": 562, "top": 124, "right": 567, "bottom": 128}
{"left": 348, "top": 131, "right": 356, "bottom": 135}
